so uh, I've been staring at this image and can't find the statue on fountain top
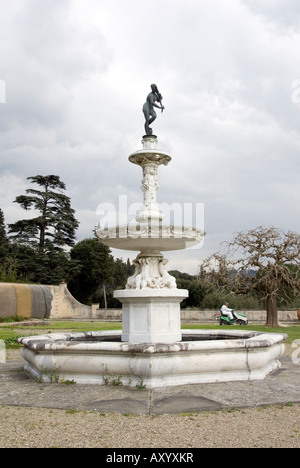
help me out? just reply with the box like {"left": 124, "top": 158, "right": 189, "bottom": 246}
{"left": 142, "top": 84, "right": 165, "bottom": 136}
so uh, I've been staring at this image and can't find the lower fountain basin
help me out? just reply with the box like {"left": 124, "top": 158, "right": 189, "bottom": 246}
{"left": 18, "top": 329, "right": 287, "bottom": 388}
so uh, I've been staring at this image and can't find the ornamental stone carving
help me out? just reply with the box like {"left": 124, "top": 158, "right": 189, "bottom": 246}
{"left": 126, "top": 254, "right": 177, "bottom": 290}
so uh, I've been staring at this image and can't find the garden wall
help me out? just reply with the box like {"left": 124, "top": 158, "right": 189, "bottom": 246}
{"left": 1, "top": 282, "right": 299, "bottom": 323}
{"left": 0, "top": 283, "right": 53, "bottom": 319}
{"left": 93, "top": 307, "right": 299, "bottom": 323}
{"left": 0, "top": 282, "right": 93, "bottom": 320}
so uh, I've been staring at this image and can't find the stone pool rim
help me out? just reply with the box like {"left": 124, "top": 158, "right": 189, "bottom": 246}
{"left": 18, "top": 329, "right": 287, "bottom": 353}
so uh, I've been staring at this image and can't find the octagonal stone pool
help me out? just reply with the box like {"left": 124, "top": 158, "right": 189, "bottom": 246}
{"left": 18, "top": 329, "right": 287, "bottom": 388}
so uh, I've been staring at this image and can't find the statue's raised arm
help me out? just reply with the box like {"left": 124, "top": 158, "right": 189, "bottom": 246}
{"left": 142, "top": 84, "right": 165, "bottom": 136}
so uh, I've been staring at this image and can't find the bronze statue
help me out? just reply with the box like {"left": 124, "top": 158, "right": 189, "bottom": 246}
{"left": 142, "top": 84, "right": 164, "bottom": 135}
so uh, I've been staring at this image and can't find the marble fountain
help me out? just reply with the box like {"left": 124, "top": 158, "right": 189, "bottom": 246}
{"left": 18, "top": 96, "right": 287, "bottom": 388}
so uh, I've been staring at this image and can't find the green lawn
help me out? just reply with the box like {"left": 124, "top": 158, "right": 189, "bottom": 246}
{"left": 0, "top": 320, "right": 299, "bottom": 348}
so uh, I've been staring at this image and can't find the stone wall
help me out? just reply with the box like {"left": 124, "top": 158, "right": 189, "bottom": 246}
{"left": 0, "top": 283, "right": 53, "bottom": 319}
{"left": 48, "top": 282, "right": 93, "bottom": 320}
{"left": 1, "top": 281, "right": 299, "bottom": 323}
{"left": 0, "top": 282, "right": 94, "bottom": 320}
{"left": 92, "top": 307, "right": 300, "bottom": 323}
{"left": 181, "top": 309, "right": 300, "bottom": 323}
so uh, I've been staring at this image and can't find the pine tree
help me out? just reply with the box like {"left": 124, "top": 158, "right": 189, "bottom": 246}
{"left": 8, "top": 175, "right": 79, "bottom": 253}
{"left": 7, "top": 176, "right": 79, "bottom": 284}
{"left": 0, "top": 208, "right": 8, "bottom": 258}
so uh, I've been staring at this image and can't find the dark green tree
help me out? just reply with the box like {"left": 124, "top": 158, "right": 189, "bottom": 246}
{"left": 68, "top": 238, "right": 115, "bottom": 305}
{"left": 169, "top": 270, "right": 206, "bottom": 308}
{"left": 8, "top": 175, "right": 79, "bottom": 284}
{"left": 8, "top": 175, "right": 79, "bottom": 253}
{"left": 0, "top": 208, "right": 17, "bottom": 282}
{"left": 68, "top": 239, "right": 135, "bottom": 307}
{"left": 0, "top": 208, "right": 8, "bottom": 259}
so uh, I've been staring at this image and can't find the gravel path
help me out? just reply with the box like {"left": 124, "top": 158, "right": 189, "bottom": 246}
{"left": 0, "top": 404, "right": 299, "bottom": 448}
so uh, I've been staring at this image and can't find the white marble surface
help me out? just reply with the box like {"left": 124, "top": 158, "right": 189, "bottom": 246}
{"left": 114, "top": 289, "right": 188, "bottom": 343}
{"left": 19, "top": 329, "right": 287, "bottom": 388}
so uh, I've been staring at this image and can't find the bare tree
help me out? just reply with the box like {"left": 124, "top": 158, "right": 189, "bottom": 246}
{"left": 200, "top": 226, "right": 300, "bottom": 327}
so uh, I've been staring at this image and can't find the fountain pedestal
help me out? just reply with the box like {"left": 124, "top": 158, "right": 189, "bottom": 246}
{"left": 115, "top": 289, "right": 188, "bottom": 343}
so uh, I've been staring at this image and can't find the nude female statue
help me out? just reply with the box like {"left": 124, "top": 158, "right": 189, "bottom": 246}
{"left": 142, "top": 84, "right": 164, "bottom": 135}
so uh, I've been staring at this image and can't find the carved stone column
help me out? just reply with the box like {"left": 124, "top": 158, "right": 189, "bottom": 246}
{"left": 129, "top": 135, "right": 170, "bottom": 223}
{"left": 96, "top": 135, "right": 204, "bottom": 343}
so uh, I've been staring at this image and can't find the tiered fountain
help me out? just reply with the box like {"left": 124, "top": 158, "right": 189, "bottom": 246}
{"left": 19, "top": 86, "right": 287, "bottom": 388}
{"left": 97, "top": 133, "right": 204, "bottom": 344}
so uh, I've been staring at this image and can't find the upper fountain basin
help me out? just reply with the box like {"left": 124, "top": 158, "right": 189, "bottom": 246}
{"left": 129, "top": 150, "right": 171, "bottom": 167}
{"left": 96, "top": 223, "right": 205, "bottom": 252}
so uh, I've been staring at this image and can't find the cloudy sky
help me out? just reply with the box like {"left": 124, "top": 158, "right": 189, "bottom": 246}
{"left": 1, "top": 0, "right": 300, "bottom": 274}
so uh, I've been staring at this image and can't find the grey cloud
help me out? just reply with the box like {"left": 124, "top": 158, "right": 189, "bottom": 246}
{"left": 240, "top": 0, "right": 300, "bottom": 31}
{"left": 0, "top": 0, "right": 112, "bottom": 131}
{"left": 1, "top": 0, "right": 300, "bottom": 274}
